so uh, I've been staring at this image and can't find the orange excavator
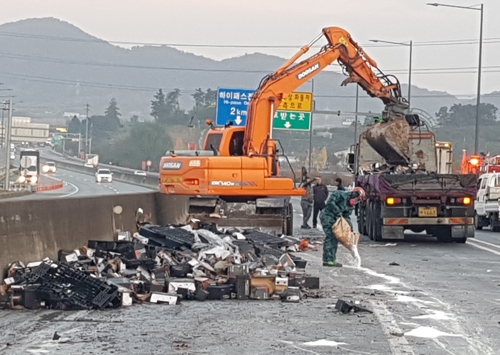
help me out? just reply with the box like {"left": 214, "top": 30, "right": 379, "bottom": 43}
{"left": 159, "top": 26, "right": 409, "bottom": 234}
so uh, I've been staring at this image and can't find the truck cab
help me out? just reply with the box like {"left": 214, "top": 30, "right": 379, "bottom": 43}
{"left": 474, "top": 173, "right": 500, "bottom": 231}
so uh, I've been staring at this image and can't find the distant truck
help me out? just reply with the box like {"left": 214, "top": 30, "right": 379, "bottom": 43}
{"left": 474, "top": 172, "right": 500, "bottom": 232}
{"left": 84, "top": 154, "right": 99, "bottom": 168}
{"left": 349, "top": 121, "right": 476, "bottom": 243}
{"left": 18, "top": 149, "right": 40, "bottom": 192}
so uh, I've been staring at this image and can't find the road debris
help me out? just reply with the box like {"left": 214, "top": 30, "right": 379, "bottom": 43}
{"left": 335, "top": 299, "right": 373, "bottom": 314}
{"left": 1, "top": 220, "right": 322, "bottom": 310}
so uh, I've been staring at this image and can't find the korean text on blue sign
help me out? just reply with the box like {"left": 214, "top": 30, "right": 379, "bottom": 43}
{"left": 215, "top": 88, "right": 255, "bottom": 126}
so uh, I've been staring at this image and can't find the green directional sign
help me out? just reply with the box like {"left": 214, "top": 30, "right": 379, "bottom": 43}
{"left": 53, "top": 136, "right": 61, "bottom": 146}
{"left": 273, "top": 110, "right": 311, "bottom": 131}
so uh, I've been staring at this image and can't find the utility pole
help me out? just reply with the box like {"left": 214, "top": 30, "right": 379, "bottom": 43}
{"left": 1, "top": 108, "right": 4, "bottom": 148}
{"left": 308, "top": 79, "right": 315, "bottom": 173}
{"left": 77, "top": 133, "right": 81, "bottom": 155}
{"left": 354, "top": 85, "right": 359, "bottom": 173}
{"left": 3, "top": 99, "right": 13, "bottom": 190}
{"left": 85, "top": 103, "right": 90, "bottom": 155}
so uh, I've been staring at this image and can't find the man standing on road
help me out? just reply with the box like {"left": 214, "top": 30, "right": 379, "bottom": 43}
{"left": 321, "top": 187, "right": 365, "bottom": 267}
{"left": 335, "top": 177, "right": 345, "bottom": 191}
{"left": 300, "top": 176, "right": 317, "bottom": 229}
{"left": 312, "top": 176, "right": 329, "bottom": 229}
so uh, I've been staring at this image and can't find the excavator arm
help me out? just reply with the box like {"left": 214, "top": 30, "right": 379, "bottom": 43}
{"left": 244, "top": 26, "right": 408, "bottom": 156}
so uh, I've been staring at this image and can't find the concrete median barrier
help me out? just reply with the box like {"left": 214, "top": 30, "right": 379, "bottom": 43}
{"left": 0, "top": 192, "right": 190, "bottom": 279}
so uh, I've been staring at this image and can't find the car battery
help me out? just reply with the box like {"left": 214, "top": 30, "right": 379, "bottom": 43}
{"left": 206, "top": 284, "right": 234, "bottom": 300}
{"left": 167, "top": 278, "right": 196, "bottom": 294}
{"left": 302, "top": 276, "right": 320, "bottom": 289}
{"left": 282, "top": 286, "right": 301, "bottom": 303}
{"left": 229, "top": 265, "right": 249, "bottom": 276}
{"left": 150, "top": 292, "right": 178, "bottom": 305}
{"left": 250, "top": 286, "right": 269, "bottom": 300}
{"left": 23, "top": 286, "right": 41, "bottom": 309}
{"left": 195, "top": 288, "right": 209, "bottom": 301}
{"left": 235, "top": 274, "right": 250, "bottom": 300}
{"left": 228, "top": 264, "right": 249, "bottom": 284}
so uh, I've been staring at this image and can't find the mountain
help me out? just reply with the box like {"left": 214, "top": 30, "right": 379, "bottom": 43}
{"left": 0, "top": 17, "right": 467, "bottom": 123}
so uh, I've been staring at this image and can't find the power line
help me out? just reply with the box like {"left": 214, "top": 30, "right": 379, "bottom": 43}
{"left": 2, "top": 50, "right": 500, "bottom": 76}
{"left": 1, "top": 30, "right": 500, "bottom": 48}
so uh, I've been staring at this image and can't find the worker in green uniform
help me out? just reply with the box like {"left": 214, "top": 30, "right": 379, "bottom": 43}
{"left": 320, "top": 187, "right": 365, "bottom": 267}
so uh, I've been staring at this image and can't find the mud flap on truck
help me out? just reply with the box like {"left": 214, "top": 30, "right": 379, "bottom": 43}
{"left": 451, "top": 225, "right": 475, "bottom": 240}
{"left": 381, "top": 226, "right": 404, "bottom": 239}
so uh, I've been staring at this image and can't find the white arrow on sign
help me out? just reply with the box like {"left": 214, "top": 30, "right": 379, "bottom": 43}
{"left": 235, "top": 116, "right": 242, "bottom": 125}
{"left": 284, "top": 121, "right": 292, "bottom": 129}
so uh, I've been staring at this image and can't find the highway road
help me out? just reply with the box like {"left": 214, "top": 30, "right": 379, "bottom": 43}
{"left": 0, "top": 196, "right": 499, "bottom": 354}
{"left": 290, "top": 196, "right": 499, "bottom": 355}
{"left": 7, "top": 166, "right": 154, "bottom": 200}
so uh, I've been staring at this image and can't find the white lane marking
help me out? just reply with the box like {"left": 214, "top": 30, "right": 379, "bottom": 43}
{"left": 59, "top": 181, "right": 79, "bottom": 197}
{"left": 370, "top": 301, "right": 416, "bottom": 355}
{"left": 467, "top": 240, "right": 500, "bottom": 256}
{"left": 469, "top": 238, "right": 500, "bottom": 250}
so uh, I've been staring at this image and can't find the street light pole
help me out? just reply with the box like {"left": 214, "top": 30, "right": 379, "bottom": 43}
{"left": 369, "top": 39, "right": 413, "bottom": 108}
{"left": 427, "top": 2, "right": 483, "bottom": 154}
{"left": 475, "top": 4, "right": 484, "bottom": 155}
{"left": 408, "top": 40, "right": 413, "bottom": 108}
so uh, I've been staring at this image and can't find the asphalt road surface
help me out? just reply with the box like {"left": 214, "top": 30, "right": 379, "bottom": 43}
{"left": 7, "top": 166, "right": 153, "bottom": 201}
{"left": 0, "top": 198, "right": 499, "bottom": 354}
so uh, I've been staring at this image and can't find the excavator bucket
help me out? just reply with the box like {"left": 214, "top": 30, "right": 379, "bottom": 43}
{"left": 365, "top": 119, "right": 411, "bottom": 165}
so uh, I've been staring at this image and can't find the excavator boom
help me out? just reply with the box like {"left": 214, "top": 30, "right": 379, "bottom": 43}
{"left": 244, "top": 26, "right": 408, "bottom": 156}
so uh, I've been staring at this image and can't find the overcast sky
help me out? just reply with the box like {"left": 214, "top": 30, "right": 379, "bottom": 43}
{"left": 1, "top": 0, "right": 498, "bottom": 97}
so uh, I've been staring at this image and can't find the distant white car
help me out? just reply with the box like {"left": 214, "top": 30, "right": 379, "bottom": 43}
{"left": 134, "top": 170, "right": 147, "bottom": 176}
{"left": 95, "top": 169, "right": 113, "bottom": 183}
{"left": 42, "top": 162, "right": 57, "bottom": 173}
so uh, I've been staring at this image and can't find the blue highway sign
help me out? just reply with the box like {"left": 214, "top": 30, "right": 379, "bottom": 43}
{"left": 215, "top": 88, "right": 255, "bottom": 126}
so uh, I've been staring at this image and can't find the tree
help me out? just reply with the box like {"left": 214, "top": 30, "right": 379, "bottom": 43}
{"left": 130, "top": 115, "right": 139, "bottom": 124}
{"left": 68, "top": 115, "right": 81, "bottom": 134}
{"left": 436, "top": 103, "right": 498, "bottom": 126}
{"left": 166, "top": 88, "right": 187, "bottom": 125}
{"left": 189, "top": 88, "right": 217, "bottom": 125}
{"left": 96, "top": 122, "right": 173, "bottom": 169}
{"left": 151, "top": 88, "right": 187, "bottom": 125}
{"left": 151, "top": 89, "right": 168, "bottom": 123}
{"left": 104, "top": 98, "right": 121, "bottom": 131}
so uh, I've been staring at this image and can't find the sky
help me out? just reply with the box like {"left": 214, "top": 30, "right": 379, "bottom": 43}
{"left": 1, "top": 0, "right": 499, "bottom": 97}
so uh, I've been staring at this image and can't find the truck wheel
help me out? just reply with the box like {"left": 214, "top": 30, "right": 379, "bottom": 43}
{"left": 358, "top": 205, "right": 367, "bottom": 236}
{"left": 474, "top": 212, "right": 483, "bottom": 230}
{"left": 490, "top": 214, "right": 500, "bottom": 232}
{"left": 372, "top": 201, "right": 383, "bottom": 242}
{"left": 455, "top": 237, "right": 467, "bottom": 244}
{"left": 366, "top": 201, "right": 373, "bottom": 240}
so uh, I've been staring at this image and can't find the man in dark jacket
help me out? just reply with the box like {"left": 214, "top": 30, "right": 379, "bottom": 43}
{"left": 312, "top": 176, "right": 329, "bottom": 229}
{"left": 300, "top": 176, "right": 317, "bottom": 229}
{"left": 320, "top": 187, "right": 365, "bottom": 267}
{"left": 335, "top": 177, "right": 345, "bottom": 191}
